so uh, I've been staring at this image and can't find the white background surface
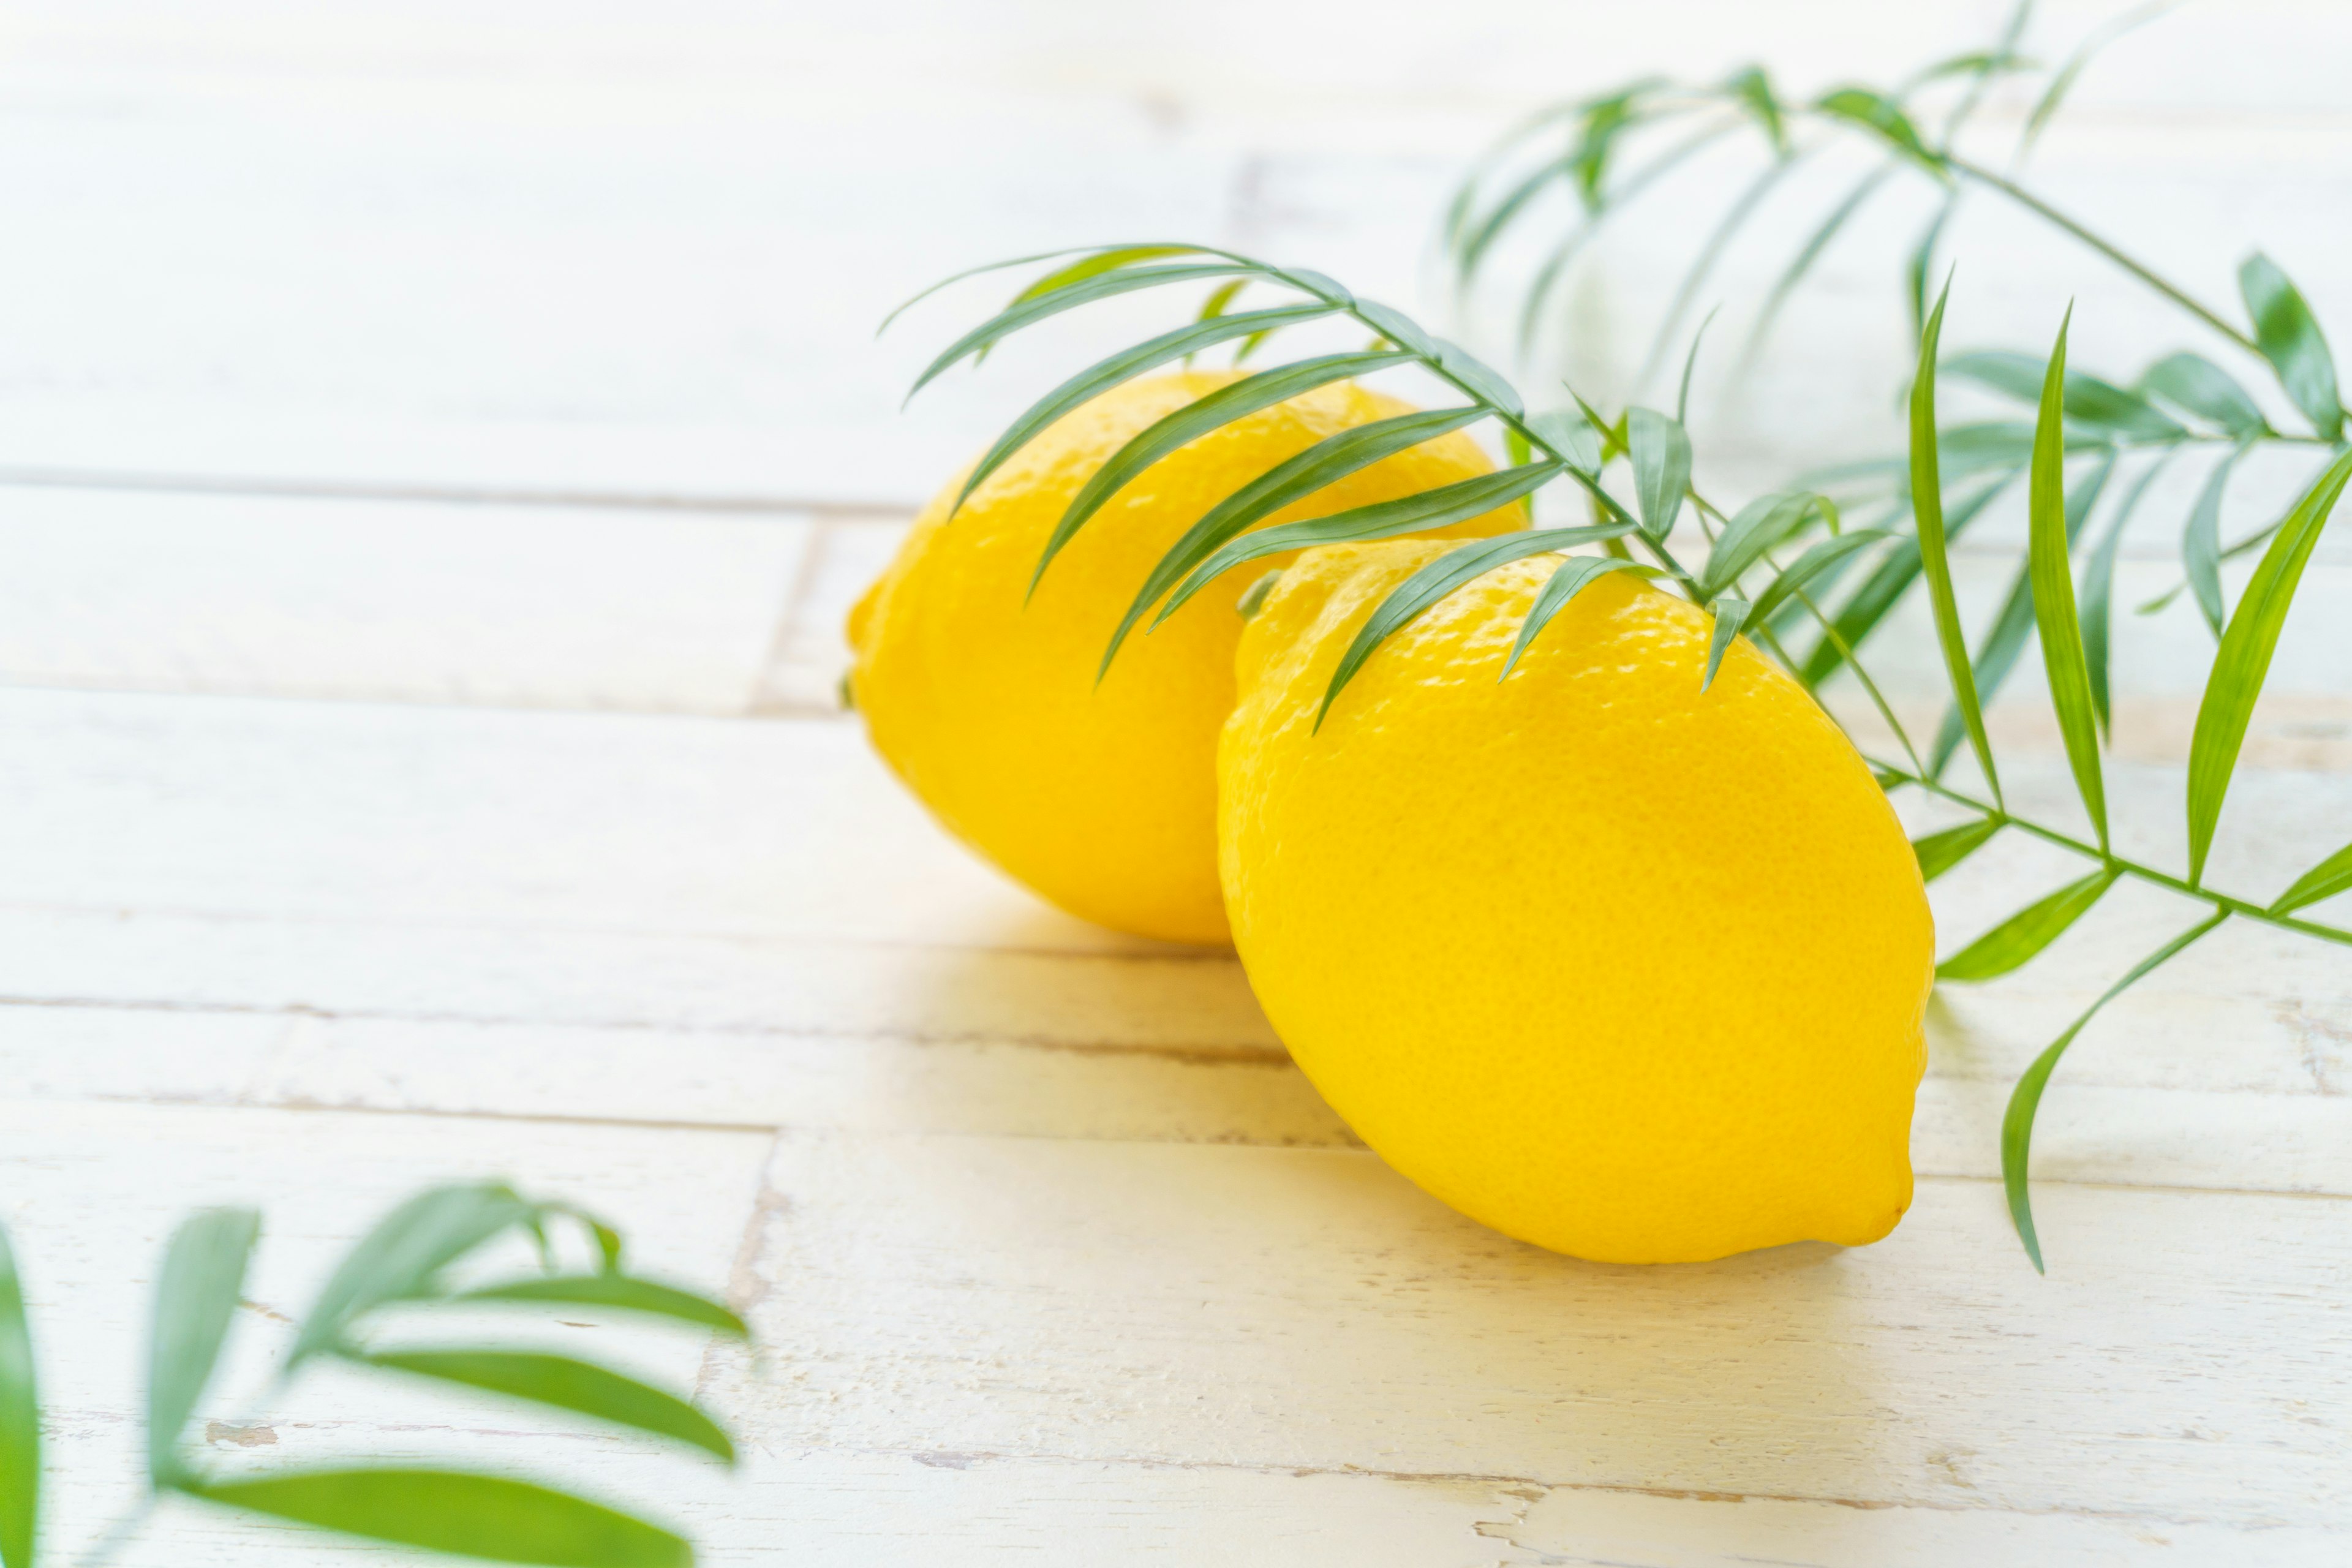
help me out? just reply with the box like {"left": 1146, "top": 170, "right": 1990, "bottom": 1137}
{"left": 1, "top": 2, "right": 2349, "bottom": 1564}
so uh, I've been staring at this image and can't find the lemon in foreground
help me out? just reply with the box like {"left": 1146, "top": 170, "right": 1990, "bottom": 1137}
{"left": 1219, "top": 540, "right": 1934, "bottom": 1262}
{"left": 848, "top": 373, "right": 1523, "bottom": 945}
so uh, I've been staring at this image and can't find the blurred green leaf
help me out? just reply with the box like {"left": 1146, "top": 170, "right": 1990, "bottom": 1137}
{"left": 1943, "top": 350, "right": 2185, "bottom": 440}
{"left": 1674, "top": 306, "right": 1720, "bottom": 425}
{"left": 1702, "top": 597, "right": 1750, "bottom": 691}
{"left": 363, "top": 1351, "right": 733, "bottom": 1464}
{"left": 1322, "top": 529, "right": 1630, "bottom": 725}
{"left": 2082, "top": 452, "right": 2176, "bottom": 736}
{"left": 1912, "top": 283, "right": 2003, "bottom": 804}
{"left": 149, "top": 1208, "right": 261, "bottom": 1485}
{"left": 953, "top": 304, "right": 1336, "bottom": 516}
{"left": 1912, "top": 818, "right": 2001, "bottom": 883}
{"left": 2021, "top": 1, "right": 2180, "bottom": 157}
{"left": 0, "top": 1226, "right": 36, "bottom": 1568}
{"left": 1815, "top": 88, "right": 1946, "bottom": 175}
{"left": 454, "top": 1276, "right": 745, "bottom": 1338}
{"left": 1938, "top": 867, "right": 2120, "bottom": 982}
{"left": 188, "top": 1469, "right": 690, "bottom": 1568}
{"left": 1627, "top": 408, "right": 1692, "bottom": 540}
{"left": 2239, "top": 253, "right": 2343, "bottom": 440}
{"left": 2026, "top": 311, "right": 2110, "bottom": 852}
{"left": 1743, "top": 163, "right": 1898, "bottom": 363}
{"left": 2271, "top": 840, "right": 2352, "bottom": 916}
{"left": 2005, "top": 910, "right": 2227, "bottom": 1272}
{"left": 905, "top": 262, "right": 1250, "bottom": 404}
{"left": 2187, "top": 448, "right": 2352, "bottom": 884}
{"left": 1033, "top": 350, "right": 1412, "bottom": 595}
{"left": 295, "top": 1184, "right": 537, "bottom": 1365}
{"left": 1105, "top": 405, "right": 1490, "bottom": 668}
{"left": 1724, "top": 66, "right": 1786, "bottom": 154}
{"left": 1155, "top": 467, "right": 1586, "bottom": 630}
{"left": 1500, "top": 556, "right": 1661, "bottom": 679}
{"left": 2181, "top": 442, "right": 2253, "bottom": 636}
{"left": 1907, "top": 193, "right": 1960, "bottom": 339}
{"left": 2138, "top": 352, "right": 2267, "bottom": 438}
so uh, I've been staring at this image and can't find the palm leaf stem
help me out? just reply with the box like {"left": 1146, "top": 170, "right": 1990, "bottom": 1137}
{"left": 1939, "top": 156, "right": 2258, "bottom": 355}
{"left": 1867, "top": 757, "right": 2352, "bottom": 950}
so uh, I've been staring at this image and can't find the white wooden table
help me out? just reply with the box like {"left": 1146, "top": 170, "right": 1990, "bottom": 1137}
{"left": 3, "top": 4, "right": 2350, "bottom": 1563}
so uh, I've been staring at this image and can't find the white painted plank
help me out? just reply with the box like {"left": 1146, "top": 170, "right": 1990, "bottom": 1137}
{"left": 0, "top": 485, "right": 811, "bottom": 714}
{"left": 725, "top": 1128, "right": 2352, "bottom": 1532}
{"left": 0, "top": 4, "right": 2344, "bottom": 502}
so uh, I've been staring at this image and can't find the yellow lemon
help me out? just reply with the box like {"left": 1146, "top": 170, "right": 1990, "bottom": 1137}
{"left": 1219, "top": 540, "right": 1934, "bottom": 1262}
{"left": 848, "top": 373, "right": 1523, "bottom": 945}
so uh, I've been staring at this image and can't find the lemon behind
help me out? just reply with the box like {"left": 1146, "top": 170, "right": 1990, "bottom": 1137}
{"left": 848, "top": 373, "right": 1524, "bottom": 945}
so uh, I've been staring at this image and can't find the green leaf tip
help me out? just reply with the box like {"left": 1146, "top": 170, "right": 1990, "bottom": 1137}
{"left": 1911, "top": 277, "right": 2005, "bottom": 808}
{"left": 149, "top": 1207, "right": 262, "bottom": 1486}
{"left": 1701, "top": 597, "right": 1749, "bottom": 692}
{"left": 2025, "top": 305, "right": 2110, "bottom": 854}
{"left": 2004, "top": 910, "right": 2229, "bottom": 1272}
{"left": 1937, "top": 866, "right": 2119, "bottom": 983}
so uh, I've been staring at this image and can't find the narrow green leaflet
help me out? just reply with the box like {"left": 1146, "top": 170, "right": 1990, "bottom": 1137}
{"left": 1700, "top": 492, "right": 1822, "bottom": 598}
{"left": 1032, "top": 350, "right": 1413, "bottom": 595}
{"left": 1907, "top": 193, "right": 1959, "bottom": 337}
{"left": 1942, "top": 350, "right": 2185, "bottom": 441}
{"left": 1526, "top": 408, "right": 1602, "bottom": 475}
{"left": 1815, "top": 88, "right": 1944, "bottom": 175}
{"left": 1510, "top": 121, "right": 1736, "bottom": 353}
{"left": 187, "top": 1469, "right": 690, "bottom": 1568}
{"left": 1351, "top": 300, "right": 1439, "bottom": 360}
{"left": 2181, "top": 442, "right": 2252, "bottom": 636}
{"left": 1937, "top": 867, "right": 2121, "bottom": 982}
{"left": 456, "top": 1275, "right": 746, "bottom": 1337}
{"left": 1911, "top": 818, "right": 2001, "bottom": 883}
{"left": 1626, "top": 408, "right": 1691, "bottom": 540}
{"left": 1673, "top": 306, "right": 1720, "bottom": 424}
{"left": 363, "top": 1351, "right": 733, "bottom": 1463}
{"left": 293, "top": 1183, "right": 537, "bottom": 1363}
{"left": 2082, "top": 452, "right": 2176, "bottom": 734}
{"left": 1499, "top": 556, "right": 1660, "bottom": 678}
{"left": 2239, "top": 253, "right": 2343, "bottom": 440}
{"left": 2138, "top": 351, "right": 2267, "bottom": 438}
{"left": 1005, "top": 245, "right": 1195, "bottom": 308}
{"left": 1743, "top": 164, "right": 1897, "bottom": 361}
{"left": 2271, "top": 840, "right": 2352, "bottom": 916}
{"left": 1929, "top": 453, "right": 2114, "bottom": 775}
{"left": 1912, "top": 282, "right": 2001, "bottom": 804}
{"left": 2026, "top": 312, "right": 2109, "bottom": 852}
{"left": 952, "top": 303, "right": 1335, "bottom": 515}
{"left": 1431, "top": 339, "right": 1525, "bottom": 417}
{"left": 1749, "top": 530, "right": 1890, "bottom": 623}
{"left": 1800, "top": 470, "right": 2016, "bottom": 688}
{"left": 1151, "top": 466, "right": 1578, "bottom": 628}
{"left": 2021, "top": 0, "right": 2178, "bottom": 156}
{"left": 2187, "top": 448, "right": 2352, "bottom": 884}
{"left": 1322, "top": 529, "right": 1626, "bottom": 725}
{"left": 2004, "top": 910, "right": 2229, "bottom": 1272}
{"left": 879, "top": 241, "right": 1205, "bottom": 334}
{"left": 0, "top": 1226, "right": 35, "bottom": 1568}
{"left": 1724, "top": 65, "right": 1786, "bottom": 154}
{"left": 149, "top": 1207, "right": 261, "bottom": 1483}
{"left": 904, "top": 262, "right": 1250, "bottom": 404}
{"left": 1701, "top": 597, "right": 1750, "bottom": 691}
{"left": 1102, "top": 405, "right": 1489, "bottom": 668}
